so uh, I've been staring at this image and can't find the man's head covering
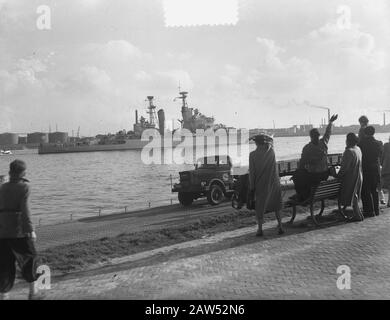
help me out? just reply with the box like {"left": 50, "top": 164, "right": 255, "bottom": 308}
{"left": 9, "top": 159, "right": 27, "bottom": 178}
{"left": 359, "top": 115, "right": 369, "bottom": 125}
{"left": 250, "top": 133, "right": 274, "bottom": 145}
{"left": 364, "top": 126, "right": 375, "bottom": 136}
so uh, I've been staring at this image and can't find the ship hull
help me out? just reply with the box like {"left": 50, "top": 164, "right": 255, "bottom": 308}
{"left": 38, "top": 140, "right": 149, "bottom": 154}
{"left": 38, "top": 138, "right": 250, "bottom": 155}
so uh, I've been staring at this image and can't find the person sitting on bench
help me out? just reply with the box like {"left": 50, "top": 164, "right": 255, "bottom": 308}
{"left": 292, "top": 114, "right": 338, "bottom": 202}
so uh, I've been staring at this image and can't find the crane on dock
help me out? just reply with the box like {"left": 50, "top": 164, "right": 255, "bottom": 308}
{"left": 376, "top": 110, "right": 390, "bottom": 126}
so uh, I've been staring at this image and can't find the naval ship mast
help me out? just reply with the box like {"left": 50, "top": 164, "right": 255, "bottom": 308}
{"left": 146, "top": 96, "right": 158, "bottom": 127}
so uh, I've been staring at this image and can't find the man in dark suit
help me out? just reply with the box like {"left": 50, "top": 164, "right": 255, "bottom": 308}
{"left": 358, "top": 126, "right": 384, "bottom": 217}
{"left": 0, "top": 160, "right": 41, "bottom": 300}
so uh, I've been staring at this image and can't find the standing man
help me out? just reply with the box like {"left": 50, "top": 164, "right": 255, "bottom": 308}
{"left": 359, "top": 126, "right": 383, "bottom": 217}
{"left": 249, "top": 133, "right": 284, "bottom": 237}
{"left": 359, "top": 115, "right": 386, "bottom": 204}
{"left": 292, "top": 114, "right": 338, "bottom": 201}
{"left": 358, "top": 115, "right": 369, "bottom": 142}
{"left": 381, "top": 136, "right": 390, "bottom": 207}
{"left": 0, "top": 160, "right": 41, "bottom": 300}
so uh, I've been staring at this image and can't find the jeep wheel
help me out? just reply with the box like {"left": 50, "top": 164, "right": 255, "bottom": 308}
{"left": 178, "top": 192, "right": 193, "bottom": 206}
{"left": 207, "top": 184, "right": 224, "bottom": 206}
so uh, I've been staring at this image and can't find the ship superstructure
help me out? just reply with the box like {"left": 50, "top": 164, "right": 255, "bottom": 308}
{"left": 176, "top": 91, "right": 215, "bottom": 133}
{"left": 133, "top": 96, "right": 164, "bottom": 138}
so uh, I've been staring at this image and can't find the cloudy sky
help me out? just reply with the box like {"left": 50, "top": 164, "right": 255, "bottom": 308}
{"left": 1, "top": 0, "right": 389, "bottom": 135}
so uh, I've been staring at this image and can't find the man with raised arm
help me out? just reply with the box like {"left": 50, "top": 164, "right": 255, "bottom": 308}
{"left": 292, "top": 114, "right": 338, "bottom": 201}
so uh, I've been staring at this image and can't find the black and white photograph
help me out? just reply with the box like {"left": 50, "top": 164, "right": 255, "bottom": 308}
{"left": 0, "top": 0, "right": 390, "bottom": 306}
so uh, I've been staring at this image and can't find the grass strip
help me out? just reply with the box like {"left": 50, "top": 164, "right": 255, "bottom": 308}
{"left": 39, "top": 203, "right": 325, "bottom": 275}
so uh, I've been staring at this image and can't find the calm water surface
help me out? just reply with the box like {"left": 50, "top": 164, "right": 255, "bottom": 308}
{"left": 1, "top": 133, "right": 390, "bottom": 224}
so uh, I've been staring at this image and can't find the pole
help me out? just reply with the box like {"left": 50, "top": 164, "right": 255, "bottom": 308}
{"left": 328, "top": 109, "right": 330, "bottom": 122}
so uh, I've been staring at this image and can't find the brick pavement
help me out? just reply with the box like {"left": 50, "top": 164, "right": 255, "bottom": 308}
{"left": 12, "top": 209, "right": 390, "bottom": 299}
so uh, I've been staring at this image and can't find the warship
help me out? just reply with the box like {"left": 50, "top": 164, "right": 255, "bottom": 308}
{"left": 38, "top": 92, "right": 246, "bottom": 155}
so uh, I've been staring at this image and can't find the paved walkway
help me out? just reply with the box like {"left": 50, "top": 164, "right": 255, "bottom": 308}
{"left": 12, "top": 209, "right": 390, "bottom": 299}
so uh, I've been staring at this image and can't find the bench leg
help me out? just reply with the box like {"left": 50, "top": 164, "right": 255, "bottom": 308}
{"left": 337, "top": 198, "right": 348, "bottom": 220}
{"left": 310, "top": 202, "right": 320, "bottom": 226}
{"left": 289, "top": 206, "right": 297, "bottom": 224}
{"left": 318, "top": 200, "right": 325, "bottom": 217}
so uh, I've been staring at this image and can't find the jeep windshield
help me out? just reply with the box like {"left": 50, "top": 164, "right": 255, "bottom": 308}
{"left": 195, "top": 156, "right": 232, "bottom": 169}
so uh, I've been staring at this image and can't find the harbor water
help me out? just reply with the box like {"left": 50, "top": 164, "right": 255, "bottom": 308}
{"left": 1, "top": 133, "right": 390, "bottom": 225}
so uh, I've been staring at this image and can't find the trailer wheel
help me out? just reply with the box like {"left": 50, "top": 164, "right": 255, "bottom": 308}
{"left": 207, "top": 184, "right": 224, "bottom": 206}
{"left": 231, "top": 192, "right": 243, "bottom": 210}
{"left": 178, "top": 192, "right": 193, "bottom": 206}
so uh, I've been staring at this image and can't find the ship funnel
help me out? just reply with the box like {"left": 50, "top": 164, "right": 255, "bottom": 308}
{"left": 158, "top": 109, "right": 165, "bottom": 136}
{"left": 135, "top": 110, "right": 139, "bottom": 124}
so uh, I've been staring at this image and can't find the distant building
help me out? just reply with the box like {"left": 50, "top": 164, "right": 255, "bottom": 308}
{"left": 27, "top": 132, "right": 49, "bottom": 144}
{"left": 49, "top": 132, "right": 69, "bottom": 144}
{"left": 18, "top": 136, "right": 27, "bottom": 144}
{"left": 0, "top": 133, "right": 19, "bottom": 146}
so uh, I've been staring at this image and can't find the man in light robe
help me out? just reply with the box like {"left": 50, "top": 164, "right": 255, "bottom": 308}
{"left": 249, "top": 134, "right": 284, "bottom": 237}
{"left": 336, "top": 133, "right": 364, "bottom": 221}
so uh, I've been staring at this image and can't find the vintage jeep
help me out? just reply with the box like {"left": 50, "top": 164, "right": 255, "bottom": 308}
{"left": 172, "top": 155, "right": 235, "bottom": 206}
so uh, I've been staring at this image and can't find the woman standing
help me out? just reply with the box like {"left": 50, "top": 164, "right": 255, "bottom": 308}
{"left": 249, "top": 133, "right": 284, "bottom": 236}
{"left": 381, "top": 136, "right": 390, "bottom": 207}
{"left": 0, "top": 160, "right": 41, "bottom": 300}
{"left": 337, "top": 133, "right": 364, "bottom": 221}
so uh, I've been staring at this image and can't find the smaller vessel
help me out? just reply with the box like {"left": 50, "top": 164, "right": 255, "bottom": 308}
{"left": 0, "top": 150, "right": 12, "bottom": 155}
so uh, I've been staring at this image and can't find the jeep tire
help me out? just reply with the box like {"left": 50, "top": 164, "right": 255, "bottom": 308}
{"left": 207, "top": 184, "right": 225, "bottom": 206}
{"left": 178, "top": 192, "right": 194, "bottom": 206}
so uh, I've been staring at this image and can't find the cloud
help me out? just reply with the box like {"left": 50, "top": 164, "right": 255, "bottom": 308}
{"left": 307, "top": 22, "right": 387, "bottom": 70}
{"left": 249, "top": 38, "right": 317, "bottom": 96}
{"left": 163, "top": 0, "right": 239, "bottom": 27}
{"left": 0, "top": 105, "right": 13, "bottom": 132}
{"left": 66, "top": 65, "right": 113, "bottom": 95}
{"left": 0, "top": 57, "right": 51, "bottom": 97}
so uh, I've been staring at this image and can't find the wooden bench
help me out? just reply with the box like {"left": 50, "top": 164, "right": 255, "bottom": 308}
{"left": 286, "top": 178, "right": 345, "bottom": 226}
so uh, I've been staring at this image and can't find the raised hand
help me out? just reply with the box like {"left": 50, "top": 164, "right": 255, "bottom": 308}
{"left": 330, "top": 114, "right": 338, "bottom": 123}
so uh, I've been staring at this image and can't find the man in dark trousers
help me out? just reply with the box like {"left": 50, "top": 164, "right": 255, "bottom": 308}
{"left": 0, "top": 160, "right": 41, "bottom": 300}
{"left": 359, "top": 126, "right": 383, "bottom": 217}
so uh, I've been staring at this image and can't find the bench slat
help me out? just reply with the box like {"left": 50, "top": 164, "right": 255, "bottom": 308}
{"left": 315, "top": 188, "right": 340, "bottom": 195}
{"left": 315, "top": 187, "right": 340, "bottom": 194}
{"left": 315, "top": 185, "right": 341, "bottom": 191}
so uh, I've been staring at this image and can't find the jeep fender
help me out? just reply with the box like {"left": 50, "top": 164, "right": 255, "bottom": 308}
{"left": 208, "top": 179, "right": 226, "bottom": 193}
